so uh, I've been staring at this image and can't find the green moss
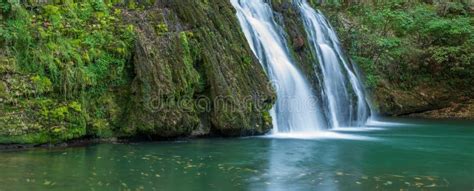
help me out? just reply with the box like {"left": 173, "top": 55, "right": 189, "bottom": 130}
{"left": 0, "top": 1, "right": 135, "bottom": 144}
{"left": 124, "top": 0, "right": 275, "bottom": 137}
{"left": 0, "top": 57, "right": 16, "bottom": 73}
{"left": 32, "top": 99, "right": 86, "bottom": 142}
{"left": 178, "top": 31, "right": 201, "bottom": 93}
{"left": 3, "top": 1, "right": 135, "bottom": 97}
{"left": 30, "top": 75, "right": 53, "bottom": 94}
{"left": 0, "top": 133, "right": 50, "bottom": 145}
{"left": 0, "top": 96, "right": 88, "bottom": 144}
{"left": 89, "top": 118, "right": 114, "bottom": 138}
{"left": 167, "top": 0, "right": 275, "bottom": 135}
{"left": 0, "top": 81, "right": 7, "bottom": 99}
{"left": 127, "top": 0, "right": 136, "bottom": 10}
{"left": 155, "top": 23, "right": 169, "bottom": 35}
{"left": 262, "top": 111, "right": 272, "bottom": 126}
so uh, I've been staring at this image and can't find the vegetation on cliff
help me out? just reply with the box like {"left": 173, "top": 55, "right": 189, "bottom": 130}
{"left": 124, "top": 0, "right": 274, "bottom": 138}
{"left": 1, "top": 0, "right": 135, "bottom": 144}
{"left": 0, "top": 0, "right": 275, "bottom": 144}
{"left": 314, "top": 1, "right": 473, "bottom": 116}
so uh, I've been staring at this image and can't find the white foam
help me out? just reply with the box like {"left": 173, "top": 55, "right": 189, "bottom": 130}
{"left": 366, "top": 119, "right": 408, "bottom": 127}
{"left": 331, "top": 127, "right": 385, "bottom": 132}
{"left": 264, "top": 131, "right": 377, "bottom": 141}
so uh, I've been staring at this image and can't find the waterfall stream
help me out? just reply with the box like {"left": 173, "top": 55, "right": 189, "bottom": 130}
{"left": 295, "top": 0, "right": 371, "bottom": 128}
{"left": 231, "top": 0, "right": 326, "bottom": 133}
{"left": 231, "top": 0, "right": 370, "bottom": 133}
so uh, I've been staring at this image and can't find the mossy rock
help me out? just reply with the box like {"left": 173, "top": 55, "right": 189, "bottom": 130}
{"left": 0, "top": 81, "right": 7, "bottom": 100}
{"left": 1, "top": 0, "right": 277, "bottom": 143}
{"left": 123, "top": 0, "right": 276, "bottom": 137}
{"left": 161, "top": 0, "right": 276, "bottom": 136}
{"left": 0, "top": 1, "right": 135, "bottom": 144}
{"left": 0, "top": 57, "right": 16, "bottom": 74}
{"left": 123, "top": 8, "right": 201, "bottom": 138}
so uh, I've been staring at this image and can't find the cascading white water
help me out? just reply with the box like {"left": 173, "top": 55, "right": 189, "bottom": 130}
{"left": 231, "top": 0, "right": 371, "bottom": 133}
{"left": 295, "top": 0, "right": 371, "bottom": 128}
{"left": 231, "top": 0, "right": 326, "bottom": 132}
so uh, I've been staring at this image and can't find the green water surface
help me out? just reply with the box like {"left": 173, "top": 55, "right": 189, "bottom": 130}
{"left": 0, "top": 118, "right": 473, "bottom": 191}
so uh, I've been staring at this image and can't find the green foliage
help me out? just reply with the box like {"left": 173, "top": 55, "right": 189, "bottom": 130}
{"left": 154, "top": 23, "right": 168, "bottom": 35}
{"left": 31, "top": 75, "right": 53, "bottom": 94}
{"left": 0, "top": 0, "right": 13, "bottom": 16}
{"left": 262, "top": 111, "right": 272, "bottom": 125}
{"left": 0, "top": 1, "right": 135, "bottom": 143}
{"left": 178, "top": 31, "right": 201, "bottom": 94}
{"left": 89, "top": 118, "right": 114, "bottom": 138}
{"left": 324, "top": 1, "right": 473, "bottom": 89}
{"left": 3, "top": 1, "right": 135, "bottom": 97}
{"left": 35, "top": 99, "right": 87, "bottom": 142}
{"left": 180, "top": 31, "right": 193, "bottom": 67}
{"left": 241, "top": 55, "right": 252, "bottom": 66}
{"left": 0, "top": 81, "right": 7, "bottom": 98}
{"left": 352, "top": 56, "right": 380, "bottom": 88}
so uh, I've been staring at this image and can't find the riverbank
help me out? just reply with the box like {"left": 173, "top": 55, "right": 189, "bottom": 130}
{"left": 2, "top": 116, "right": 473, "bottom": 151}
{"left": 408, "top": 99, "right": 474, "bottom": 120}
{"left": 0, "top": 135, "right": 201, "bottom": 151}
{"left": 0, "top": 137, "right": 125, "bottom": 151}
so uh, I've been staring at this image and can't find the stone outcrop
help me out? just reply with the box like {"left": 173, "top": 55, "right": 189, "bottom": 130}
{"left": 123, "top": 0, "right": 275, "bottom": 138}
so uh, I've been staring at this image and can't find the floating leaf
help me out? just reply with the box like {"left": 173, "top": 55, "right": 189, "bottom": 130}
{"left": 415, "top": 182, "right": 424, "bottom": 187}
{"left": 43, "top": 180, "right": 52, "bottom": 186}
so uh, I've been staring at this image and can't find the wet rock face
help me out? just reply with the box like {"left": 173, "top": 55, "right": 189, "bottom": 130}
{"left": 123, "top": 7, "right": 201, "bottom": 138}
{"left": 372, "top": 84, "right": 473, "bottom": 119}
{"left": 409, "top": 99, "right": 474, "bottom": 120}
{"left": 293, "top": 36, "right": 306, "bottom": 51}
{"left": 124, "top": 0, "right": 275, "bottom": 138}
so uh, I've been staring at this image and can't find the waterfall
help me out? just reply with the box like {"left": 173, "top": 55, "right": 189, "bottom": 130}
{"left": 231, "top": 0, "right": 326, "bottom": 132}
{"left": 294, "top": 0, "right": 371, "bottom": 128}
{"left": 231, "top": 0, "right": 371, "bottom": 132}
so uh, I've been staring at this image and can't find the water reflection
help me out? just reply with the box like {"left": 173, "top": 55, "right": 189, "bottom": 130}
{"left": 0, "top": 120, "right": 473, "bottom": 190}
{"left": 259, "top": 137, "right": 371, "bottom": 191}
